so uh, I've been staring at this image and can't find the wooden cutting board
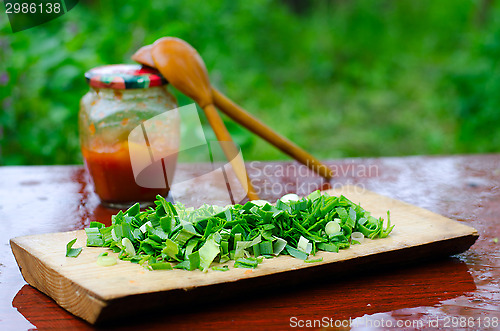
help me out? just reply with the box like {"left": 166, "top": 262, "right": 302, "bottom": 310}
{"left": 10, "top": 186, "right": 478, "bottom": 324}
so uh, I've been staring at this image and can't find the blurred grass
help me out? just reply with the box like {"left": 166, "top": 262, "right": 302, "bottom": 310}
{"left": 1, "top": 0, "right": 500, "bottom": 165}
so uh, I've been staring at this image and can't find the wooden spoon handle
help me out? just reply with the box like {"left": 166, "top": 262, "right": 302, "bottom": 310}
{"left": 212, "top": 88, "right": 334, "bottom": 180}
{"left": 202, "top": 103, "right": 260, "bottom": 200}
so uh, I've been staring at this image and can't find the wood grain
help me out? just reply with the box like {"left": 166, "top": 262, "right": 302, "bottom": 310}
{"left": 9, "top": 185, "right": 478, "bottom": 324}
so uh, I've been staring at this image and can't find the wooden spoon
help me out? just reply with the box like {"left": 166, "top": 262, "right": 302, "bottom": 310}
{"left": 133, "top": 41, "right": 333, "bottom": 180}
{"left": 145, "top": 37, "right": 260, "bottom": 200}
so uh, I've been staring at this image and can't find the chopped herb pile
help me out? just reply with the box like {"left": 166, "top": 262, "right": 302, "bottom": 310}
{"left": 80, "top": 190, "right": 394, "bottom": 271}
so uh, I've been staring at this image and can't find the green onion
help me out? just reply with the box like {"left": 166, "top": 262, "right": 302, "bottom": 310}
{"left": 325, "top": 221, "right": 341, "bottom": 236}
{"left": 272, "top": 236, "right": 287, "bottom": 255}
{"left": 149, "top": 262, "right": 173, "bottom": 270}
{"left": 173, "top": 260, "right": 191, "bottom": 270}
{"left": 97, "top": 253, "right": 117, "bottom": 266}
{"left": 162, "top": 239, "right": 180, "bottom": 261}
{"left": 89, "top": 221, "right": 104, "bottom": 229}
{"left": 259, "top": 241, "right": 273, "bottom": 255}
{"left": 351, "top": 231, "right": 364, "bottom": 243}
{"left": 198, "top": 233, "right": 220, "bottom": 272}
{"left": 66, "top": 238, "right": 82, "bottom": 258}
{"left": 188, "top": 251, "right": 200, "bottom": 271}
{"left": 122, "top": 237, "right": 136, "bottom": 257}
{"left": 80, "top": 191, "right": 393, "bottom": 271}
{"left": 297, "top": 236, "right": 311, "bottom": 254}
{"left": 317, "top": 242, "right": 339, "bottom": 252}
{"left": 251, "top": 200, "right": 271, "bottom": 207}
{"left": 305, "top": 257, "right": 323, "bottom": 263}
{"left": 279, "top": 193, "right": 300, "bottom": 203}
{"left": 212, "top": 265, "right": 229, "bottom": 271}
{"left": 85, "top": 228, "right": 104, "bottom": 247}
{"left": 234, "top": 257, "right": 261, "bottom": 269}
{"left": 235, "top": 235, "right": 262, "bottom": 258}
{"left": 285, "top": 245, "right": 308, "bottom": 260}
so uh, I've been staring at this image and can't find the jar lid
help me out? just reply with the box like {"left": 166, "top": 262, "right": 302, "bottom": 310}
{"left": 85, "top": 64, "right": 167, "bottom": 89}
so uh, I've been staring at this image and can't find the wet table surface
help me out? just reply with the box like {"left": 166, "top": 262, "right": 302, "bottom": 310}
{"left": 0, "top": 155, "right": 499, "bottom": 330}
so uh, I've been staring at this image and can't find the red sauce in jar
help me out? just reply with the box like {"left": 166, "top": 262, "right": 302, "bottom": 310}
{"left": 82, "top": 142, "right": 176, "bottom": 205}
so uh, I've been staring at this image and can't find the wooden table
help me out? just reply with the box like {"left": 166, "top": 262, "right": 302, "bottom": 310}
{"left": 1, "top": 156, "right": 499, "bottom": 330}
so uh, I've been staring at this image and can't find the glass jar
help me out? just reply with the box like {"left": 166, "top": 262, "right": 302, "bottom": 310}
{"left": 79, "top": 64, "right": 179, "bottom": 208}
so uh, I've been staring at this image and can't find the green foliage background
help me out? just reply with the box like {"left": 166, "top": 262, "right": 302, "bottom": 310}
{"left": 1, "top": 0, "right": 499, "bottom": 165}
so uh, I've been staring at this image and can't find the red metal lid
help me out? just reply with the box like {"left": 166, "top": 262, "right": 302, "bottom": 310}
{"left": 85, "top": 64, "right": 167, "bottom": 89}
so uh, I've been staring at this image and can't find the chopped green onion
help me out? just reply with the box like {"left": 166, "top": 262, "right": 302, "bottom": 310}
{"left": 317, "top": 243, "right": 339, "bottom": 252}
{"left": 297, "top": 236, "right": 312, "bottom": 254}
{"left": 89, "top": 221, "right": 104, "bottom": 229}
{"left": 149, "top": 262, "right": 173, "bottom": 270}
{"left": 80, "top": 191, "right": 393, "bottom": 271}
{"left": 280, "top": 193, "right": 300, "bottom": 203}
{"left": 325, "top": 221, "right": 341, "bottom": 236}
{"left": 66, "top": 238, "right": 82, "bottom": 258}
{"left": 85, "top": 228, "right": 104, "bottom": 247}
{"left": 198, "top": 233, "right": 220, "bottom": 272}
{"left": 212, "top": 265, "right": 229, "bottom": 271}
{"left": 188, "top": 251, "right": 200, "bottom": 271}
{"left": 286, "top": 245, "right": 308, "bottom": 260}
{"left": 252, "top": 243, "right": 261, "bottom": 257}
{"left": 97, "top": 254, "right": 117, "bottom": 266}
{"left": 122, "top": 238, "right": 136, "bottom": 257}
{"left": 234, "top": 257, "right": 261, "bottom": 269}
{"left": 139, "top": 221, "right": 152, "bottom": 234}
{"left": 305, "top": 257, "right": 323, "bottom": 263}
{"left": 235, "top": 235, "right": 261, "bottom": 258}
{"left": 351, "top": 232, "right": 364, "bottom": 243}
{"left": 272, "top": 236, "right": 287, "bottom": 255}
{"left": 251, "top": 200, "right": 271, "bottom": 207}
{"left": 259, "top": 241, "right": 273, "bottom": 255}
{"left": 173, "top": 260, "right": 191, "bottom": 270}
{"left": 162, "top": 239, "right": 180, "bottom": 261}
{"left": 307, "top": 190, "right": 322, "bottom": 201}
